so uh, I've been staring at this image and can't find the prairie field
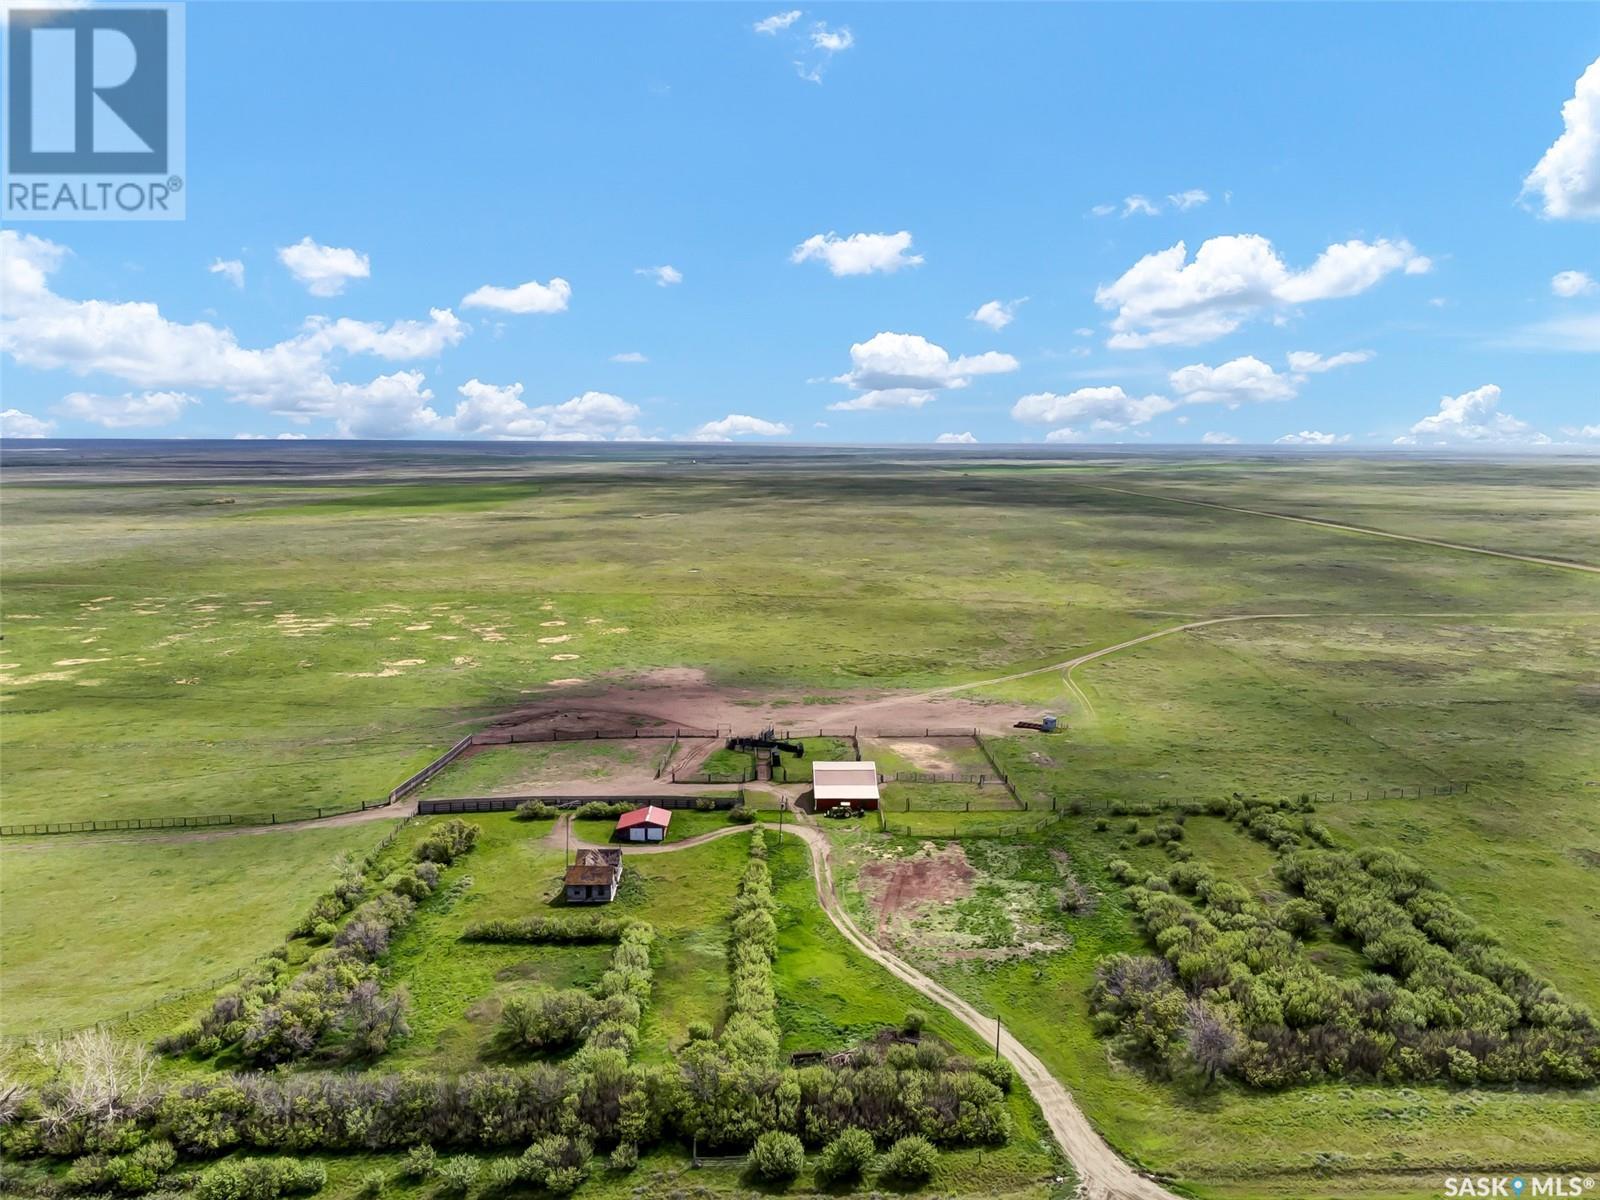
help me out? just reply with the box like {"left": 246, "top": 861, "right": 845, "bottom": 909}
{"left": 1, "top": 443, "right": 1596, "bottom": 1200}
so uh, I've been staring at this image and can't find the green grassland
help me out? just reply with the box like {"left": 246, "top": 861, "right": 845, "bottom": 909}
{"left": 0, "top": 820, "right": 401, "bottom": 1036}
{"left": 414, "top": 741, "right": 660, "bottom": 798}
{"left": 3, "top": 449, "right": 1597, "bottom": 1198}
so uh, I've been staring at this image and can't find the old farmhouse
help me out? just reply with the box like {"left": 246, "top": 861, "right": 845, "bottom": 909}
{"left": 616, "top": 804, "right": 672, "bottom": 842}
{"left": 564, "top": 847, "right": 623, "bottom": 904}
{"left": 811, "top": 760, "right": 880, "bottom": 812}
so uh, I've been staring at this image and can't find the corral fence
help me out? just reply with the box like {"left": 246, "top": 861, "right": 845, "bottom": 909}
{"left": 417, "top": 790, "right": 746, "bottom": 815}
{"left": 473, "top": 726, "right": 715, "bottom": 745}
{"left": 863, "top": 727, "right": 980, "bottom": 739}
{"left": 670, "top": 769, "right": 756, "bottom": 785}
{"left": 389, "top": 734, "right": 474, "bottom": 804}
{"left": 0, "top": 798, "right": 390, "bottom": 839}
{"left": 887, "top": 771, "right": 1004, "bottom": 786}
{"left": 878, "top": 812, "right": 1065, "bottom": 840}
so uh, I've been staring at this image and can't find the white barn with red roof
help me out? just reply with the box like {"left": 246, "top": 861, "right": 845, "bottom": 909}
{"left": 616, "top": 804, "right": 672, "bottom": 842}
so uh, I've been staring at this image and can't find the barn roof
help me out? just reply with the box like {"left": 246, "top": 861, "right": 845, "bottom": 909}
{"left": 812, "top": 760, "right": 880, "bottom": 801}
{"left": 616, "top": 805, "right": 672, "bottom": 830}
{"left": 576, "top": 847, "right": 623, "bottom": 867}
{"left": 564, "top": 863, "right": 616, "bottom": 886}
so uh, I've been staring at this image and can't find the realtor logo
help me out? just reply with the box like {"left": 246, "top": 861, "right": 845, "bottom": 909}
{"left": 3, "top": 2, "right": 186, "bottom": 219}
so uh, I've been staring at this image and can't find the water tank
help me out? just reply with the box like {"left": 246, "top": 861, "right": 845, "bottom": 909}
{"left": 1042, "top": 714, "right": 1058, "bottom": 732}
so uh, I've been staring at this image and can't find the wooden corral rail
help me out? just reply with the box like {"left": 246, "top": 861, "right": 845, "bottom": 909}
{"left": 0, "top": 799, "right": 390, "bottom": 838}
{"left": 416, "top": 790, "right": 746, "bottom": 815}
{"left": 388, "top": 734, "right": 474, "bottom": 804}
{"left": 473, "top": 726, "right": 714, "bottom": 745}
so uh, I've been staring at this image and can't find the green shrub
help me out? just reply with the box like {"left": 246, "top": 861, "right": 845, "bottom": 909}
{"left": 514, "top": 800, "right": 554, "bottom": 821}
{"left": 686, "top": 1020, "right": 713, "bottom": 1042}
{"left": 748, "top": 1130, "right": 805, "bottom": 1182}
{"left": 401, "top": 1145, "right": 436, "bottom": 1179}
{"left": 194, "top": 1158, "right": 326, "bottom": 1200}
{"left": 814, "top": 1127, "right": 874, "bottom": 1184}
{"left": 356, "top": 1168, "right": 386, "bottom": 1198}
{"left": 608, "top": 1141, "right": 639, "bottom": 1172}
{"left": 413, "top": 819, "right": 480, "bottom": 864}
{"left": 728, "top": 808, "right": 756, "bottom": 824}
{"left": 433, "top": 1156, "right": 480, "bottom": 1196}
{"left": 880, "top": 1135, "right": 938, "bottom": 1183}
{"left": 105, "top": 1140, "right": 176, "bottom": 1193}
{"left": 976, "top": 1057, "right": 1015, "bottom": 1093}
{"left": 901, "top": 1008, "right": 927, "bottom": 1036}
{"left": 519, "top": 1134, "right": 592, "bottom": 1194}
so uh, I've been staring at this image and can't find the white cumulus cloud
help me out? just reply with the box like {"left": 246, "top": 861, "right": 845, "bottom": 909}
{"left": 59, "top": 390, "right": 198, "bottom": 428}
{"left": 691, "top": 414, "right": 793, "bottom": 441}
{"left": 610, "top": 351, "right": 648, "bottom": 364}
{"left": 461, "top": 276, "right": 571, "bottom": 315}
{"left": 636, "top": 265, "right": 682, "bottom": 287}
{"left": 1, "top": 230, "right": 464, "bottom": 439}
{"left": 450, "top": 380, "right": 642, "bottom": 441}
{"left": 209, "top": 258, "right": 244, "bottom": 288}
{"left": 1122, "top": 195, "right": 1160, "bottom": 217}
{"left": 1522, "top": 57, "right": 1600, "bottom": 220}
{"left": 791, "top": 231, "right": 921, "bottom": 276}
{"left": 1, "top": 408, "right": 54, "bottom": 437}
{"left": 1407, "top": 384, "right": 1543, "bottom": 443}
{"left": 277, "top": 236, "right": 370, "bottom": 297}
{"left": 1287, "top": 349, "right": 1374, "bottom": 374}
{"left": 829, "top": 331, "right": 1018, "bottom": 411}
{"left": 1011, "top": 386, "right": 1175, "bottom": 431}
{"left": 1274, "top": 430, "right": 1350, "bottom": 446}
{"left": 968, "top": 298, "right": 1026, "bottom": 330}
{"left": 1169, "top": 356, "right": 1297, "bottom": 405}
{"left": 1095, "top": 234, "right": 1430, "bottom": 348}
{"left": 935, "top": 431, "right": 978, "bottom": 444}
{"left": 1552, "top": 269, "right": 1597, "bottom": 297}
{"left": 1168, "top": 188, "right": 1210, "bottom": 211}
{"left": 754, "top": 9, "right": 801, "bottom": 34}
{"left": 1200, "top": 431, "right": 1239, "bottom": 444}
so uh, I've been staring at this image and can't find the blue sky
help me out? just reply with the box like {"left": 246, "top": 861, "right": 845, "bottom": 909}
{"left": 2, "top": 1, "right": 1597, "bottom": 446}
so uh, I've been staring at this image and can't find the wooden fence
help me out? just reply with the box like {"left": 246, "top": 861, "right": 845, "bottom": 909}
{"left": 417, "top": 790, "right": 746, "bottom": 815}
{"left": 0, "top": 799, "right": 389, "bottom": 838}
{"left": 388, "top": 734, "right": 474, "bottom": 804}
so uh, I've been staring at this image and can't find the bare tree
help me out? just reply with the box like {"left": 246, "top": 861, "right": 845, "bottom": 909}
{"left": 32, "top": 1030, "right": 157, "bottom": 1148}
{"left": 1184, "top": 1000, "right": 1240, "bottom": 1086}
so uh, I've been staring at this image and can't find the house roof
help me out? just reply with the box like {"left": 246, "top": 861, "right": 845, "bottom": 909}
{"left": 564, "top": 863, "right": 616, "bottom": 886}
{"left": 616, "top": 805, "right": 672, "bottom": 830}
{"left": 812, "top": 760, "right": 880, "bottom": 801}
{"left": 576, "top": 847, "right": 622, "bottom": 867}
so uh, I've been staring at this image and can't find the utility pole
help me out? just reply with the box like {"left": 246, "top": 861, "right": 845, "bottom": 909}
{"left": 994, "top": 1016, "right": 1001, "bottom": 1059}
{"left": 564, "top": 815, "right": 570, "bottom": 867}
{"left": 778, "top": 799, "right": 785, "bottom": 842}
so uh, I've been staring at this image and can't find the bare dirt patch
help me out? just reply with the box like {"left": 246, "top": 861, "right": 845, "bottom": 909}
{"left": 858, "top": 842, "right": 976, "bottom": 941}
{"left": 885, "top": 741, "right": 957, "bottom": 771}
{"left": 488, "top": 668, "right": 1038, "bottom": 741}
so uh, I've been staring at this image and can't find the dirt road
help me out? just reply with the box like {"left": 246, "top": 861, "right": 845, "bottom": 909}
{"left": 782, "top": 822, "right": 1178, "bottom": 1200}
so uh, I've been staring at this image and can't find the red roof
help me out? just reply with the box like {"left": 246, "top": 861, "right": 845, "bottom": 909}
{"left": 616, "top": 805, "right": 672, "bottom": 831}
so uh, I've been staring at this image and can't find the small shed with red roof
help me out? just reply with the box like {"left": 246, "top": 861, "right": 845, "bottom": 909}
{"left": 616, "top": 804, "right": 672, "bottom": 842}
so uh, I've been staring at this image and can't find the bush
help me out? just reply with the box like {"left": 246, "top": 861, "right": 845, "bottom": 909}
{"left": 519, "top": 1134, "right": 592, "bottom": 1194}
{"left": 901, "top": 1009, "right": 927, "bottom": 1036}
{"left": 574, "top": 801, "right": 629, "bottom": 821}
{"left": 413, "top": 819, "right": 481, "bottom": 864}
{"left": 880, "top": 1135, "right": 938, "bottom": 1183}
{"left": 748, "top": 1130, "right": 805, "bottom": 1182}
{"left": 500, "top": 990, "right": 600, "bottom": 1051}
{"left": 608, "top": 1141, "right": 639, "bottom": 1172}
{"left": 728, "top": 808, "right": 756, "bottom": 824}
{"left": 194, "top": 1158, "right": 326, "bottom": 1200}
{"left": 686, "top": 1020, "right": 713, "bottom": 1042}
{"left": 976, "top": 1057, "right": 1015, "bottom": 1093}
{"left": 356, "top": 1169, "right": 386, "bottom": 1198}
{"left": 401, "top": 1145, "right": 436, "bottom": 1180}
{"left": 814, "top": 1127, "right": 874, "bottom": 1184}
{"left": 106, "top": 1139, "right": 176, "bottom": 1193}
{"left": 433, "top": 1156, "right": 480, "bottom": 1196}
{"left": 514, "top": 800, "right": 554, "bottom": 821}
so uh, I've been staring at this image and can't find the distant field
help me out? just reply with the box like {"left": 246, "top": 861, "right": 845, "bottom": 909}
{"left": 2, "top": 448, "right": 1596, "bottom": 1199}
